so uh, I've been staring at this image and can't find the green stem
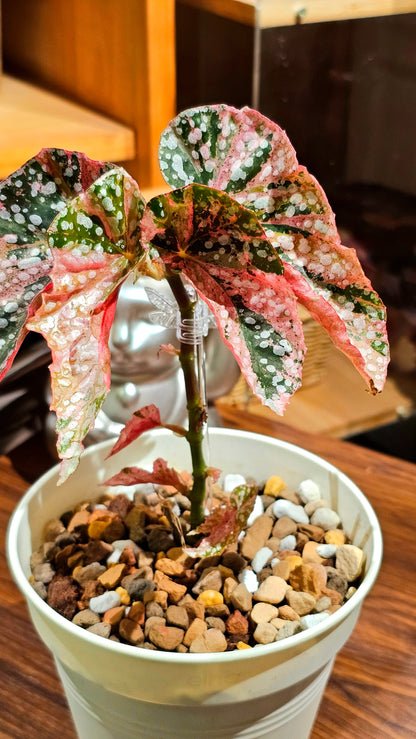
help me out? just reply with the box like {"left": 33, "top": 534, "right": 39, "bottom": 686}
{"left": 166, "top": 270, "right": 208, "bottom": 529}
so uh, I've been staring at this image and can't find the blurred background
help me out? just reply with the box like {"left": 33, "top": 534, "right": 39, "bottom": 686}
{"left": 1, "top": 0, "right": 415, "bottom": 477}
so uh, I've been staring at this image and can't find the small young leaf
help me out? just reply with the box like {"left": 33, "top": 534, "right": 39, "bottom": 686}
{"left": 104, "top": 458, "right": 190, "bottom": 494}
{"left": 106, "top": 405, "right": 163, "bottom": 458}
{"left": 0, "top": 148, "right": 112, "bottom": 379}
{"left": 185, "top": 484, "right": 257, "bottom": 558}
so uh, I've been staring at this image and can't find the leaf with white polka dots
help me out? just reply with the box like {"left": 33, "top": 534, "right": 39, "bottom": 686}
{"left": 160, "top": 103, "right": 389, "bottom": 392}
{"left": 159, "top": 104, "right": 297, "bottom": 194}
{"left": 180, "top": 263, "right": 306, "bottom": 413}
{"left": 248, "top": 168, "right": 389, "bottom": 392}
{"left": 27, "top": 248, "right": 129, "bottom": 483}
{"left": 0, "top": 149, "right": 112, "bottom": 380}
{"left": 144, "top": 184, "right": 305, "bottom": 412}
{"left": 144, "top": 184, "right": 283, "bottom": 276}
{"left": 26, "top": 171, "right": 148, "bottom": 482}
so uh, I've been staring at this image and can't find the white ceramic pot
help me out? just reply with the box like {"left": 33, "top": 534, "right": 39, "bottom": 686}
{"left": 7, "top": 429, "right": 382, "bottom": 739}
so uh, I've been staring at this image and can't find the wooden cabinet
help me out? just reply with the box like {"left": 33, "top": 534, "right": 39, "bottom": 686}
{"left": 1, "top": 0, "right": 176, "bottom": 189}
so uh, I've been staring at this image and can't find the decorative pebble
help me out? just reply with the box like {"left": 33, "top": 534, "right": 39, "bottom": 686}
{"left": 148, "top": 624, "right": 183, "bottom": 651}
{"left": 189, "top": 628, "right": 227, "bottom": 653}
{"left": 229, "top": 582, "right": 253, "bottom": 612}
{"left": 316, "top": 544, "right": 337, "bottom": 558}
{"left": 72, "top": 609, "right": 101, "bottom": 628}
{"left": 240, "top": 515, "right": 273, "bottom": 559}
{"left": 253, "top": 622, "right": 277, "bottom": 644}
{"left": 325, "top": 530, "right": 347, "bottom": 546}
{"left": 272, "top": 500, "right": 309, "bottom": 525}
{"left": 300, "top": 612, "right": 330, "bottom": 630}
{"left": 250, "top": 602, "right": 279, "bottom": 624}
{"left": 251, "top": 547, "right": 273, "bottom": 573}
{"left": 298, "top": 479, "right": 321, "bottom": 503}
{"left": 286, "top": 590, "right": 316, "bottom": 616}
{"left": 336, "top": 545, "right": 365, "bottom": 581}
{"left": 223, "top": 474, "right": 246, "bottom": 493}
{"left": 253, "top": 576, "right": 287, "bottom": 605}
{"left": 310, "top": 508, "right": 341, "bottom": 531}
{"left": 196, "top": 590, "right": 224, "bottom": 607}
{"left": 87, "top": 622, "right": 112, "bottom": 638}
{"left": 89, "top": 590, "right": 121, "bottom": 613}
{"left": 275, "top": 621, "right": 301, "bottom": 640}
{"left": 263, "top": 476, "right": 286, "bottom": 497}
{"left": 238, "top": 568, "right": 259, "bottom": 594}
{"left": 272, "top": 516, "right": 297, "bottom": 538}
{"left": 246, "top": 496, "right": 265, "bottom": 527}
{"left": 279, "top": 535, "right": 297, "bottom": 551}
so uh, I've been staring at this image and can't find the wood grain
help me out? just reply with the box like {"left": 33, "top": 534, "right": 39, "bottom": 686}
{"left": 1, "top": 419, "right": 415, "bottom": 737}
{"left": 2, "top": 0, "right": 176, "bottom": 188}
{"left": 178, "top": 0, "right": 416, "bottom": 27}
{"left": 0, "top": 75, "right": 135, "bottom": 179}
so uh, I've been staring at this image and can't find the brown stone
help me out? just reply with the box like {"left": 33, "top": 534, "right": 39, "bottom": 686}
{"left": 253, "top": 576, "right": 287, "bottom": 605}
{"left": 107, "top": 494, "right": 133, "bottom": 519}
{"left": 83, "top": 539, "right": 114, "bottom": 565}
{"left": 189, "top": 628, "right": 227, "bottom": 653}
{"left": 272, "top": 560, "right": 291, "bottom": 580}
{"left": 286, "top": 590, "right": 316, "bottom": 616}
{"left": 240, "top": 515, "right": 274, "bottom": 559}
{"left": 148, "top": 624, "right": 184, "bottom": 651}
{"left": 183, "top": 617, "right": 207, "bottom": 647}
{"left": 297, "top": 524, "right": 325, "bottom": 542}
{"left": 229, "top": 583, "right": 252, "bottom": 612}
{"left": 102, "top": 606, "right": 126, "bottom": 628}
{"left": 47, "top": 575, "right": 79, "bottom": 620}
{"left": 166, "top": 605, "right": 189, "bottom": 630}
{"left": 225, "top": 610, "right": 249, "bottom": 634}
{"left": 278, "top": 605, "right": 301, "bottom": 621}
{"left": 178, "top": 594, "right": 205, "bottom": 621}
{"left": 289, "top": 564, "right": 322, "bottom": 598}
{"left": 128, "top": 601, "right": 146, "bottom": 624}
{"left": 223, "top": 577, "right": 239, "bottom": 604}
{"left": 253, "top": 622, "right": 278, "bottom": 644}
{"left": 119, "top": 618, "right": 144, "bottom": 645}
{"left": 302, "top": 541, "right": 326, "bottom": 564}
{"left": 250, "top": 602, "right": 279, "bottom": 625}
{"left": 154, "top": 570, "right": 187, "bottom": 603}
{"left": 97, "top": 563, "right": 127, "bottom": 590}
{"left": 155, "top": 557, "right": 185, "bottom": 577}
{"left": 272, "top": 516, "right": 297, "bottom": 539}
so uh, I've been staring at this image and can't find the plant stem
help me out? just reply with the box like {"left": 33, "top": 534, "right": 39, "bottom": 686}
{"left": 166, "top": 270, "right": 208, "bottom": 528}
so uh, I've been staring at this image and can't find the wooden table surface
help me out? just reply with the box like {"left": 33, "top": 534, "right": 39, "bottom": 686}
{"left": 1, "top": 415, "right": 415, "bottom": 738}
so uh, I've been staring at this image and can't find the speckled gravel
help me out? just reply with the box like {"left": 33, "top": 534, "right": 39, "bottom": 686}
{"left": 29, "top": 474, "right": 363, "bottom": 653}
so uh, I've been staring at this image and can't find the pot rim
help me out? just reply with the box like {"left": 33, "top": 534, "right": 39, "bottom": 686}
{"left": 7, "top": 427, "right": 383, "bottom": 666}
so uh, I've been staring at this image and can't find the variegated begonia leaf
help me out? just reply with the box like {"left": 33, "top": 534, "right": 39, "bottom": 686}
{"left": 144, "top": 184, "right": 305, "bottom": 412}
{"left": 160, "top": 105, "right": 389, "bottom": 392}
{"left": 0, "top": 148, "right": 113, "bottom": 380}
{"left": 104, "top": 458, "right": 190, "bottom": 494}
{"left": 27, "top": 168, "right": 148, "bottom": 482}
{"left": 185, "top": 483, "right": 257, "bottom": 558}
{"left": 106, "top": 404, "right": 186, "bottom": 459}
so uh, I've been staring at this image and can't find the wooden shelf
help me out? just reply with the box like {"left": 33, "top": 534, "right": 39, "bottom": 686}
{"left": 0, "top": 75, "right": 135, "bottom": 178}
{"left": 217, "top": 345, "right": 414, "bottom": 439}
{"left": 178, "top": 0, "right": 416, "bottom": 28}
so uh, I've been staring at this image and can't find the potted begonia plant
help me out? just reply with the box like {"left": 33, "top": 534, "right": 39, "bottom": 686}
{"left": 3, "top": 105, "right": 387, "bottom": 738}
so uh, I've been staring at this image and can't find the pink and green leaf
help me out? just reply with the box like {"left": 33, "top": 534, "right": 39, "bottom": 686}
{"left": 0, "top": 148, "right": 113, "bottom": 379}
{"left": 27, "top": 249, "right": 128, "bottom": 482}
{"left": 159, "top": 104, "right": 297, "bottom": 195}
{"left": 26, "top": 169, "right": 148, "bottom": 482}
{"left": 145, "top": 185, "right": 305, "bottom": 412}
{"left": 185, "top": 483, "right": 257, "bottom": 558}
{"left": 105, "top": 457, "right": 190, "bottom": 494}
{"left": 160, "top": 105, "right": 389, "bottom": 391}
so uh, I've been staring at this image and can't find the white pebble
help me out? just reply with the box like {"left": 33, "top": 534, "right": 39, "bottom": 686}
{"left": 298, "top": 479, "right": 321, "bottom": 503}
{"left": 270, "top": 557, "right": 280, "bottom": 568}
{"left": 112, "top": 539, "right": 135, "bottom": 551}
{"left": 272, "top": 499, "right": 309, "bottom": 524}
{"left": 106, "top": 550, "right": 121, "bottom": 564}
{"left": 310, "top": 507, "right": 340, "bottom": 531}
{"left": 316, "top": 543, "right": 337, "bottom": 558}
{"left": 300, "top": 612, "right": 330, "bottom": 630}
{"left": 89, "top": 591, "right": 121, "bottom": 613}
{"left": 238, "top": 568, "right": 259, "bottom": 594}
{"left": 279, "top": 534, "right": 297, "bottom": 551}
{"left": 246, "top": 495, "right": 265, "bottom": 527}
{"left": 223, "top": 473, "right": 246, "bottom": 493}
{"left": 251, "top": 547, "right": 273, "bottom": 573}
